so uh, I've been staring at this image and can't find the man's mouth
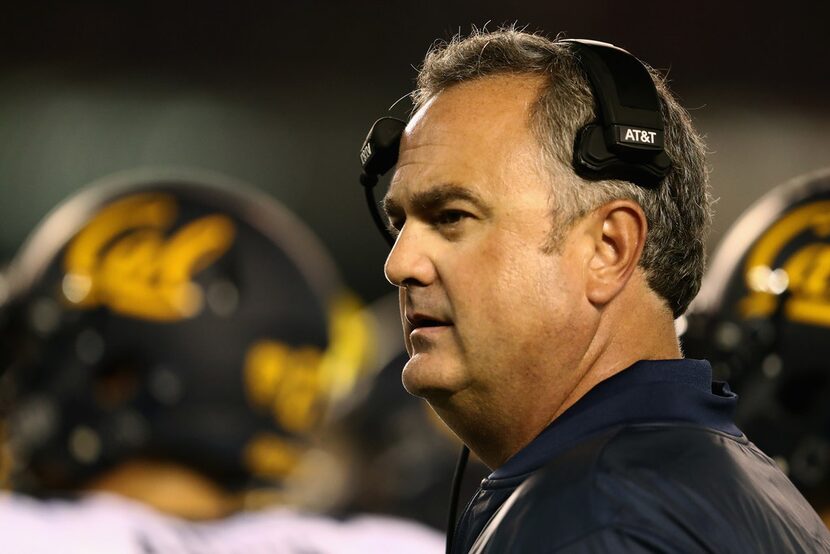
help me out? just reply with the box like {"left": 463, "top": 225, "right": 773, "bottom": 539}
{"left": 406, "top": 312, "right": 452, "bottom": 330}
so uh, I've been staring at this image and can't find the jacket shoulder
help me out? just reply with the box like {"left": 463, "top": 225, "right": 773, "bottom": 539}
{"left": 472, "top": 425, "right": 830, "bottom": 553}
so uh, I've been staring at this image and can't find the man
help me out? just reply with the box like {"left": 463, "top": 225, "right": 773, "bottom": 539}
{"left": 380, "top": 28, "right": 830, "bottom": 552}
{"left": 0, "top": 168, "right": 443, "bottom": 553}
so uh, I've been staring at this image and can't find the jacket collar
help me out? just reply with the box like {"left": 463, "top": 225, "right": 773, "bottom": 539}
{"left": 487, "top": 358, "right": 740, "bottom": 483}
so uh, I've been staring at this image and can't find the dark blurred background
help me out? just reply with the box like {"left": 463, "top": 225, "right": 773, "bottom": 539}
{"left": 1, "top": 0, "right": 828, "bottom": 303}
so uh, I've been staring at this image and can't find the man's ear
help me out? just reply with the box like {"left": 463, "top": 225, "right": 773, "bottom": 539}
{"left": 584, "top": 200, "right": 647, "bottom": 307}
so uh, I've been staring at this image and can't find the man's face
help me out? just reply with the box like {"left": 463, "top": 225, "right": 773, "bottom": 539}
{"left": 383, "top": 75, "right": 596, "bottom": 436}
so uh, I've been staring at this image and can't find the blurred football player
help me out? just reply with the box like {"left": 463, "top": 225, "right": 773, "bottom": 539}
{"left": 683, "top": 167, "right": 830, "bottom": 526}
{"left": 0, "top": 168, "right": 443, "bottom": 553}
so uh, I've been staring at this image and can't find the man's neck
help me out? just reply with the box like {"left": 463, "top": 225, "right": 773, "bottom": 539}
{"left": 458, "top": 285, "right": 681, "bottom": 470}
{"left": 551, "top": 293, "right": 682, "bottom": 423}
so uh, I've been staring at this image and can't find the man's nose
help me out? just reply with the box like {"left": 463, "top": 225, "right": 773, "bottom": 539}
{"left": 384, "top": 224, "right": 437, "bottom": 288}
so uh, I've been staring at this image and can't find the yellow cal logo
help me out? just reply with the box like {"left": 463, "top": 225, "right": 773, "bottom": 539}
{"left": 62, "top": 193, "right": 235, "bottom": 321}
{"left": 241, "top": 294, "right": 376, "bottom": 479}
{"left": 740, "top": 200, "right": 830, "bottom": 327}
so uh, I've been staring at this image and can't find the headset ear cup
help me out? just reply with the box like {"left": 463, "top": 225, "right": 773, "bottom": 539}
{"left": 573, "top": 123, "right": 671, "bottom": 187}
{"left": 573, "top": 124, "right": 613, "bottom": 178}
{"left": 563, "top": 39, "right": 671, "bottom": 187}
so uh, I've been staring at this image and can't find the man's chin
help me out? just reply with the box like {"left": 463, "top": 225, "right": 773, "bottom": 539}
{"left": 401, "top": 353, "right": 464, "bottom": 400}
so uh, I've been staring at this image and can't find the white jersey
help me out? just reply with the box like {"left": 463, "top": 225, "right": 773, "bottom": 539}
{"left": 0, "top": 492, "right": 444, "bottom": 554}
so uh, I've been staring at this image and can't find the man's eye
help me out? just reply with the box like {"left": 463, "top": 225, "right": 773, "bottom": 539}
{"left": 435, "top": 210, "right": 468, "bottom": 226}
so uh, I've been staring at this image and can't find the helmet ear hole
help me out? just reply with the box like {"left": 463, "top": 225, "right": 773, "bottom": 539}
{"left": 2, "top": 167, "right": 370, "bottom": 494}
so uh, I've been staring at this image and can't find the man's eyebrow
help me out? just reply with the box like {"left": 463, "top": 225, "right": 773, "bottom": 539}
{"left": 383, "top": 184, "right": 492, "bottom": 218}
{"left": 382, "top": 194, "right": 403, "bottom": 219}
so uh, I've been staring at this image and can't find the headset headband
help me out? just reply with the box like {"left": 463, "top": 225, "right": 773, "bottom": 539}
{"left": 358, "top": 38, "right": 673, "bottom": 244}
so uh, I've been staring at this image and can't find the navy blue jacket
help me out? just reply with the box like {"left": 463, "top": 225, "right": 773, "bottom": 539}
{"left": 453, "top": 359, "right": 830, "bottom": 553}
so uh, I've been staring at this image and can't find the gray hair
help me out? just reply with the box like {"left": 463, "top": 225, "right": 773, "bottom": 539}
{"left": 413, "top": 27, "right": 711, "bottom": 318}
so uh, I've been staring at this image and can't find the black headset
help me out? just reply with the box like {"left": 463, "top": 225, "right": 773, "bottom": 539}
{"left": 358, "top": 38, "right": 671, "bottom": 246}
{"left": 357, "top": 38, "right": 672, "bottom": 553}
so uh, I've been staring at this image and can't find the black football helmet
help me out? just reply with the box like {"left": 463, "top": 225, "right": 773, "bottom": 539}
{"left": 0, "top": 167, "right": 373, "bottom": 493}
{"left": 683, "top": 168, "right": 830, "bottom": 508}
